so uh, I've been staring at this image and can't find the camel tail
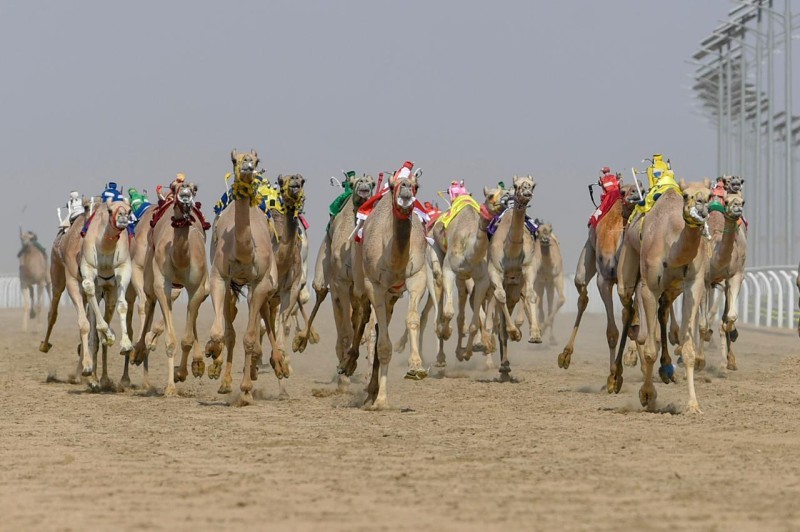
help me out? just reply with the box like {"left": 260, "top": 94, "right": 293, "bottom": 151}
{"left": 230, "top": 281, "right": 245, "bottom": 301}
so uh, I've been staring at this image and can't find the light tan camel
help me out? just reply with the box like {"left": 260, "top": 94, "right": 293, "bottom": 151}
{"left": 430, "top": 187, "right": 505, "bottom": 366}
{"left": 340, "top": 171, "right": 428, "bottom": 408}
{"left": 557, "top": 184, "right": 638, "bottom": 370}
{"left": 530, "top": 222, "right": 565, "bottom": 345}
{"left": 131, "top": 181, "right": 210, "bottom": 395}
{"left": 205, "top": 150, "right": 288, "bottom": 403}
{"left": 40, "top": 197, "right": 96, "bottom": 355}
{"left": 700, "top": 192, "right": 746, "bottom": 370}
{"left": 78, "top": 199, "right": 134, "bottom": 390}
{"left": 18, "top": 229, "right": 50, "bottom": 332}
{"left": 485, "top": 175, "right": 539, "bottom": 380}
{"left": 299, "top": 174, "right": 374, "bottom": 390}
{"left": 264, "top": 173, "right": 306, "bottom": 396}
{"left": 616, "top": 180, "right": 710, "bottom": 413}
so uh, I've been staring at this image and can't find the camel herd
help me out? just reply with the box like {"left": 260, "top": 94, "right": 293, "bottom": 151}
{"left": 14, "top": 151, "right": 796, "bottom": 413}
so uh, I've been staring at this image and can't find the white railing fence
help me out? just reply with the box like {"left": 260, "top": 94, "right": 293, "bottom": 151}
{"left": 1, "top": 266, "right": 797, "bottom": 329}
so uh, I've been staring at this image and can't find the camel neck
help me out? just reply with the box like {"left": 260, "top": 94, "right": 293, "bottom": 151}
{"left": 275, "top": 207, "right": 299, "bottom": 272}
{"left": 667, "top": 223, "right": 703, "bottom": 266}
{"left": 233, "top": 197, "right": 254, "bottom": 263}
{"left": 505, "top": 206, "right": 526, "bottom": 257}
{"left": 467, "top": 210, "right": 491, "bottom": 264}
{"left": 171, "top": 205, "right": 192, "bottom": 270}
{"left": 97, "top": 212, "right": 124, "bottom": 254}
{"left": 711, "top": 216, "right": 739, "bottom": 272}
{"left": 389, "top": 210, "right": 412, "bottom": 271}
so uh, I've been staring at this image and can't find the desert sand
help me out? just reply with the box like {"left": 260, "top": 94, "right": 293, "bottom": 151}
{"left": 1, "top": 302, "right": 799, "bottom": 531}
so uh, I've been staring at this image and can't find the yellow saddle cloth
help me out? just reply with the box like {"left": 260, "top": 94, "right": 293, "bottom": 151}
{"left": 435, "top": 195, "right": 480, "bottom": 230}
{"left": 629, "top": 173, "right": 680, "bottom": 222}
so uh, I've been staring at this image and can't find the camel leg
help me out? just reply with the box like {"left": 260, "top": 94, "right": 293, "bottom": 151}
{"left": 454, "top": 278, "right": 469, "bottom": 361}
{"left": 152, "top": 271, "right": 179, "bottom": 396}
{"left": 100, "top": 287, "right": 117, "bottom": 391}
{"left": 182, "top": 282, "right": 209, "bottom": 382}
{"left": 67, "top": 275, "right": 94, "bottom": 378}
{"left": 488, "top": 267, "right": 523, "bottom": 342}
{"left": 496, "top": 306, "right": 512, "bottom": 381}
{"left": 340, "top": 297, "right": 370, "bottom": 377}
{"left": 276, "top": 283, "right": 301, "bottom": 398}
{"left": 521, "top": 277, "right": 541, "bottom": 344}
{"left": 40, "top": 258, "right": 67, "bottom": 353}
{"left": 464, "top": 272, "right": 490, "bottom": 362}
{"left": 558, "top": 240, "right": 596, "bottom": 368}
{"left": 404, "top": 269, "right": 428, "bottom": 380}
{"left": 366, "top": 292, "right": 393, "bottom": 410}
{"left": 656, "top": 295, "right": 676, "bottom": 384}
{"left": 294, "top": 236, "right": 329, "bottom": 352}
{"left": 594, "top": 272, "right": 620, "bottom": 379}
{"left": 22, "top": 284, "right": 32, "bottom": 333}
{"left": 330, "top": 285, "right": 354, "bottom": 389}
{"left": 86, "top": 300, "right": 101, "bottom": 391}
{"left": 679, "top": 275, "right": 705, "bottom": 414}
{"left": 204, "top": 273, "right": 227, "bottom": 376}
{"left": 81, "top": 264, "right": 116, "bottom": 347}
{"left": 438, "top": 265, "right": 457, "bottom": 341}
{"left": 638, "top": 285, "right": 659, "bottom": 411}
{"left": 721, "top": 273, "right": 743, "bottom": 371}
{"left": 218, "top": 289, "right": 237, "bottom": 394}
{"left": 545, "top": 277, "right": 564, "bottom": 345}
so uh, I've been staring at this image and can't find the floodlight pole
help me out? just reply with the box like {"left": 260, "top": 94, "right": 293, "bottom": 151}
{"left": 784, "top": 0, "right": 793, "bottom": 263}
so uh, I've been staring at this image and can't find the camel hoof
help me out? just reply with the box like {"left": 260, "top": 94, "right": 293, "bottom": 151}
{"left": 119, "top": 376, "right": 131, "bottom": 390}
{"left": 87, "top": 381, "right": 101, "bottom": 393}
{"left": 508, "top": 327, "right": 522, "bottom": 342}
{"left": 455, "top": 347, "right": 466, "bottom": 362}
{"left": 174, "top": 368, "right": 187, "bottom": 383}
{"left": 292, "top": 333, "right": 307, "bottom": 353}
{"left": 339, "top": 352, "right": 358, "bottom": 377}
{"left": 250, "top": 363, "right": 259, "bottom": 381}
{"left": 100, "top": 377, "right": 115, "bottom": 392}
{"left": 638, "top": 384, "right": 657, "bottom": 410}
{"left": 81, "top": 365, "right": 94, "bottom": 378}
{"left": 191, "top": 359, "right": 205, "bottom": 378}
{"left": 658, "top": 364, "right": 675, "bottom": 384}
{"left": 39, "top": 341, "right": 52, "bottom": 353}
{"left": 727, "top": 358, "right": 738, "bottom": 371}
{"left": 404, "top": 368, "right": 428, "bottom": 380}
{"left": 557, "top": 350, "right": 572, "bottom": 369}
{"left": 728, "top": 328, "right": 739, "bottom": 342}
{"left": 701, "top": 328, "right": 713, "bottom": 343}
{"left": 309, "top": 330, "right": 320, "bottom": 344}
{"left": 607, "top": 373, "right": 623, "bottom": 394}
{"left": 270, "top": 352, "right": 291, "bottom": 379}
{"left": 217, "top": 382, "right": 232, "bottom": 395}
{"left": 694, "top": 358, "right": 706, "bottom": 371}
{"left": 207, "top": 358, "right": 222, "bottom": 380}
{"left": 622, "top": 347, "right": 638, "bottom": 367}
{"left": 686, "top": 401, "right": 703, "bottom": 414}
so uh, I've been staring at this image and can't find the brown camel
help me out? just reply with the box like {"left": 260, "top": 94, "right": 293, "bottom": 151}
{"left": 430, "top": 187, "right": 505, "bottom": 366}
{"left": 40, "top": 197, "right": 96, "bottom": 355}
{"left": 264, "top": 173, "right": 306, "bottom": 397}
{"left": 131, "top": 181, "right": 210, "bottom": 395}
{"left": 300, "top": 174, "right": 374, "bottom": 390}
{"left": 340, "top": 170, "right": 428, "bottom": 408}
{"left": 616, "top": 180, "right": 711, "bottom": 413}
{"left": 530, "top": 221, "right": 565, "bottom": 345}
{"left": 700, "top": 192, "right": 746, "bottom": 370}
{"left": 18, "top": 229, "right": 50, "bottom": 332}
{"left": 205, "top": 150, "right": 288, "bottom": 403}
{"left": 485, "top": 175, "right": 539, "bottom": 380}
{"left": 557, "top": 184, "right": 638, "bottom": 370}
{"left": 78, "top": 199, "right": 134, "bottom": 391}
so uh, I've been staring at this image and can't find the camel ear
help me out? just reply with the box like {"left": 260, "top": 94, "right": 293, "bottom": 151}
{"left": 703, "top": 177, "right": 712, "bottom": 189}
{"left": 231, "top": 149, "right": 237, "bottom": 164}
{"left": 513, "top": 175, "right": 520, "bottom": 186}
{"left": 277, "top": 174, "right": 284, "bottom": 187}
{"left": 299, "top": 174, "right": 305, "bottom": 186}
{"left": 250, "top": 149, "right": 258, "bottom": 158}
{"left": 105, "top": 198, "right": 113, "bottom": 208}
{"left": 679, "top": 178, "right": 687, "bottom": 189}
{"left": 484, "top": 186, "right": 490, "bottom": 198}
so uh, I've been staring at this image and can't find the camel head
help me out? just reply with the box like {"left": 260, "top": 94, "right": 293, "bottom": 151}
{"left": 276, "top": 173, "right": 306, "bottom": 212}
{"left": 723, "top": 175, "right": 744, "bottom": 194}
{"left": 481, "top": 186, "right": 505, "bottom": 220}
{"left": 619, "top": 184, "right": 640, "bottom": 221}
{"left": 174, "top": 181, "right": 198, "bottom": 211}
{"left": 389, "top": 172, "right": 418, "bottom": 220}
{"left": 106, "top": 198, "right": 132, "bottom": 231}
{"left": 723, "top": 192, "right": 745, "bottom": 221}
{"left": 351, "top": 173, "right": 375, "bottom": 208}
{"left": 679, "top": 179, "right": 711, "bottom": 228}
{"left": 537, "top": 221, "right": 554, "bottom": 245}
{"left": 19, "top": 230, "right": 37, "bottom": 248}
{"left": 511, "top": 175, "right": 535, "bottom": 209}
{"left": 230, "top": 149, "right": 259, "bottom": 183}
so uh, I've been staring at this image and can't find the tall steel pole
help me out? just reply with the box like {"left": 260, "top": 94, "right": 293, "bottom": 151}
{"left": 784, "top": 0, "right": 793, "bottom": 263}
{"left": 755, "top": 4, "right": 764, "bottom": 266}
{"left": 726, "top": 41, "right": 734, "bottom": 173}
{"left": 767, "top": 0, "right": 775, "bottom": 264}
{"left": 739, "top": 44, "right": 747, "bottom": 175}
{"left": 718, "top": 50, "right": 724, "bottom": 177}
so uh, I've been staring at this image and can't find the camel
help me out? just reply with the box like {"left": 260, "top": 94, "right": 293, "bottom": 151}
{"left": 264, "top": 173, "right": 306, "bottom": 396}
{"left": 530, "top": 221, "right": 565, "bottom": 345}
{"left": 430, "top": 186, "right": 505, "bottom": 366}
{"left": 299, "top": 174, "right": 374, "bottom": 389}
{"left": 557, "top": 184, "right": 638, "bottom": 371}
{"left": 700, "top": 192, "right": 746, "bottom": 370}
{"left": 485, "top": 175, "right": 539, "bottom": 380}
{"left": 40, "top": 197, "right": 96, "bottom": 355}
{"left": 18, "top": 229, "right": 50, "bottom": 332}
{"left": 616, "top": 179, "right": 711, "bottom": 413}
{"left": 131, "top": 181, "right": 210, "bottom": 395}
{"left": 205, "top": 150, "right": 288, "bottom": 403}
{"left": 77, "top": 198, "right": 134, "bottom": 390}
{"left": 340, "top": 169, "right": 428, "bottom": 408}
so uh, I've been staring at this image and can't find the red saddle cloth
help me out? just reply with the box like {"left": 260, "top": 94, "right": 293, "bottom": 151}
{"left": 150, "top": 199, "right": 211, "bottom": 230}
{"left": 588, "top": 177, "right": 621, "bottom": 228}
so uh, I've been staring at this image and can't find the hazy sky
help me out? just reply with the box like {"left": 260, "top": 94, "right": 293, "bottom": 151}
{"left": 2, "top": 0, "right": 736, "bottom": 274}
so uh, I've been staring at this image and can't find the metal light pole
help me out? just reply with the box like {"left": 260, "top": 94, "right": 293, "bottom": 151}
{"left": 767, "top": 0, "right": 775, "bottom": 264}
{"left": 784, "top": 0, "right": 793, "bottom": 263}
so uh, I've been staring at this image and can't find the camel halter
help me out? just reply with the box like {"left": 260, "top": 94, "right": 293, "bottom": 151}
{"left": 391, "top": 180, "right": 416, "bottom": 220}
{"left": 107, "top": 205, "right": 129, "bottom": 237}
{"left": 230, "top": 161, "right": 261, "bottom": 207}
{"left": 281, "top": 178, "right": 306, "bottom": 218}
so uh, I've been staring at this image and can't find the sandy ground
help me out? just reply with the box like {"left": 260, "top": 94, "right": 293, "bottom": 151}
{"left": 1, "top": 301, "right": 800, "bottom": 532}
